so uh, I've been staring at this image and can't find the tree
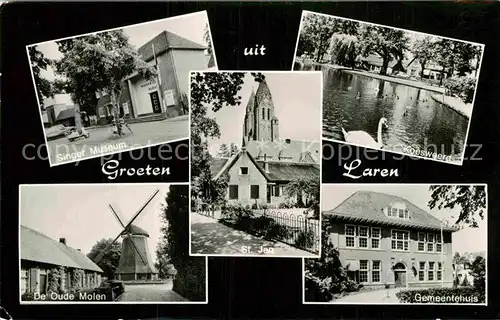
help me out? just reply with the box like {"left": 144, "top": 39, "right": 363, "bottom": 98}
{"left": 203, "top": 24, "right": 215, "bottom": 68}
{"left": 453, "top": 252, "right": 470, "bottom": 266}
{"left": 162, "top": 185, "right": 206, "bottom": 300}
{"left": 428, "top": 185, "right": 486, "bottom": 227}
{"left": 87, "top": 238, "right": 122, "bottom": 280}
{"left": 229, "top": 143, "right": 239, "bottom": 156}
{"left": 27, "top": 46, "right": 54, "bottom": 110}
{"left": 358, "top": 25, "right": 410, "bottom": 75}
{"left": 299, "top": 13, "right": 360, "bottom": 63}
{"left": 470, "top": 256, "right": 485, "bottom": 296}
{"left": 410, "top": 36, "right": 437, "bottom": 79}
{"left": 304, "top": 218, "right": 360, "bottom": 301}
{"left": 217, "top": 143, "right": 230, "bottom": 157}
{"left": 190, "top": 72, "right": 263, "bottom": 206}
{"left": 284, "top": 177, "right": 320, "bottom": 217}
{"left": 54, "top": 30, "right": 156, "bottom": 135}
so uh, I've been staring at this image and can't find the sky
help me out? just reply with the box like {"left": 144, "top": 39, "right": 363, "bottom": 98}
{"left": 32, "top": 11, "right": 210, "bottom": 84}
{"left": 20, "top": 184, "right": 172, "bottom": 263}
{"left": 321, "top": 184, "right": 487, "bottom": 255}
{"left": 206, "top": 72, "right": 322, "bottom": 155}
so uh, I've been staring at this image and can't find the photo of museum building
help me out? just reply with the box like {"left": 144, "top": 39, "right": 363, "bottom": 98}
{"left": 325, "top": 190, "right": 458, "bottom": 289}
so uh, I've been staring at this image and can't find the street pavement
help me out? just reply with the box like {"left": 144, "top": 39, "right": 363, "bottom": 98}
{"left": 47, "top": 116, "right": 188, "bottom": 165}
{"left": 190, "top": 213, "right": 317, "bottom": 257}
{"left": 332, "top": 287, "right": 403, "bottom": 303}
{"left": 116, "top": 282, "right": 188, "bottom": 302}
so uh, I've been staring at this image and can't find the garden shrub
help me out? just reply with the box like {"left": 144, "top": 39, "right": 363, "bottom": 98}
{"left": 278, "top": 199, "right": 296, "bottom": 209}
{"left": 396, "top": 287, "right": 484, "bottom": 304}
{"left": 295, "top": 229, "right": 316, "bottom": 249}
{"left": 443, "top": 76, "right": 476, "bottom": 104}
{"left": 47, "top": 267, "right": 63, "bottom": 294}
{"left": 21, "top": 291, "right": 36, "bottom": 301}
{"left": 304, "top": 271, "right": 333, "bottom": 302}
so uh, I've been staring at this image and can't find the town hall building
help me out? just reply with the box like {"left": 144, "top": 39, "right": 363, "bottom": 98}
{"left": 324, "top": 191, "right": 458, "bottom": 289}
{"left": 210, "top": 78, "right": 320, "bottom": 207}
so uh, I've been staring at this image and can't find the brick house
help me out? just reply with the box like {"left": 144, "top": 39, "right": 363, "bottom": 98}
{"left": 325, "top": 191, "right": 458, "bottom": 289}
{"left": 20, "top": 226, "right": 103, "bottom": 297}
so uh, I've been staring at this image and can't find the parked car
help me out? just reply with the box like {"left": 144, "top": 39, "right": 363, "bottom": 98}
{"left": 45, "top": 124, "right": 75, "bottom": 141}
{"left": 94, "top": 280, "right": 125, "bottom": 301}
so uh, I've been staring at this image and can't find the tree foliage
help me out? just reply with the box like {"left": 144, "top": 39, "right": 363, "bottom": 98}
{"left": 87, "top": 238, "right": 122, "bottom": 280}
{"left": 284, "top": 177, "right": 320, "bottom": 217}
{"left": 428, "top": 185, "right": 486, "bottom": 228}
{"left": 470, "top": 256, "right": 485, "bottom": 295}
{"left": 190, "top": 72, "right": 263, "bottom": 205}
{"left": 162, "top": 185, "right": 206, "bottom": 300}
{"left": 54, "top": 30, "right": 156, "bottom": 133}
{"left": 298, "top": 13, "right": 359, "bottom": 62}
{"left": 27, "top": 46, "right": 54, "bottom": 109}
{"left": 358, "top": 25, "right": 410, "bottom": 75}
{"left": 411, "top": 36, "right": 437, "bottom": 78}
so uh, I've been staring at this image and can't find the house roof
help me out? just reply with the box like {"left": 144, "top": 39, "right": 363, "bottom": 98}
{"left": 55, "top": 107, "right": 75, "bottom": 121}
{"left": 20, "top": 225, "right": 103, "bottom": 273}
{"left": 246, "top": 140, "right": 320, "bottom": 164}
{"left": 323, "top": 191, "right": 458, "bottom": 232}
{"left": 211, "top": 148, "right": 320, "bottom": 183}
{"left": 259, "top": 161, "right": 320, "bottom": 183}
{"left": 138, "top": 30, "right": 206, "bottom": 62}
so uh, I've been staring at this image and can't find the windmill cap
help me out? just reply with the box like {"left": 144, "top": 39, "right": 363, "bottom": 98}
{"left": 125, "top": 224, "right": 150, "bottom": 237}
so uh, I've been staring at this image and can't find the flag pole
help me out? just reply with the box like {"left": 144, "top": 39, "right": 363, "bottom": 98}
{"left": 152, "top": 43, "right": 165, "bottom": 114}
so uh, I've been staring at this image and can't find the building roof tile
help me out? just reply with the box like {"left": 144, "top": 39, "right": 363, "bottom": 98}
{"left": 138, "top": 31, "right": 206, "bottom": 62}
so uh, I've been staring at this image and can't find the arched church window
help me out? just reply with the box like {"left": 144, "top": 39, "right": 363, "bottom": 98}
{"left": 262, "top": 108, "right": 265, "bottom": 120}
{"left": 267, "top": 109, "right": 270, "bottom": 120}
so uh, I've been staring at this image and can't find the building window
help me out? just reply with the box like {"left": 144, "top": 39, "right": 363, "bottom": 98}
{"left": 267, "top": 109, "right": 270, "bottom": 120}
{"left": 360, "top": 260, "right": 368, "bottom": 283}
{"left": 21, "top": 269, "right": 28, "bottom": 294}
{"left": 428, "top": 262, "right": 435, "bottom": 281}
{"left": 437, "top": 262, "right": 442, "bottom": 281}
{"left": 372, "top": 260, "right": 381, "bottom": 283}
{"left": 427, "top": 233, "right": 435, "bottom": 252}
{"left": 371, "top": 227, "right": 381, "bottom": 249}
{"left": 262, "top": 108, "right": 265, "bottom": 120}
{"left": 358, "top": 226, "right": 368, "bottom": 248}
{"left": 273, "top": 185, "right": 280, "bottom": 197}
{"left": 419, "top": 262, "right": 426, "bottom": 281}
{"left": 240, "top": 167, "right": 249, "bottom": 175}
{"left": 436, "top": 233, "right": 442, "bottom": 252}
{"left": 345, "top": 225, "right": 355, "bottom": 247}
{"left": 391, "top": 208, "right": 398, "bottom": 217}
{"left": 250, "top": 185, "right": 259, "bottom": 199}
{"left": 229, "top": 185, "right": 238, "bottom": 199}
{"left": 418, "top": 232, "right": 426, "bottom": 251}
{"left": 391, "top": 230, "right": 409, "bottom": 251}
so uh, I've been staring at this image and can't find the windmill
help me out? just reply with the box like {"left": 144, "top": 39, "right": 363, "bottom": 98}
{"left": 93, "top": 188, "right": 160, "bottom": 281}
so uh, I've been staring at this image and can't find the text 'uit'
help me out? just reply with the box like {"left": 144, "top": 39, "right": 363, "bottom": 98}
{"left": 244, "top": 44, "right": 266, "bottom": 56}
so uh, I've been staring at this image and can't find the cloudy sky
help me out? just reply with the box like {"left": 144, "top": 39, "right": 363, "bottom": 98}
{"left": 206, "top": 72, "right": 322, "bottom": 155}
{"left": 321, "top": 184, "right": 487, "bottom": 255}
{"left": 20, "top": 184, "right": 176, "bottom": 263}
{"left": 31, "top": 11, "right": 210, "bottom": 83}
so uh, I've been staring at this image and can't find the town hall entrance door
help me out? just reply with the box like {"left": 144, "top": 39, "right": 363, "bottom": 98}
{"left": 394, "top": 262, "right": 407, "bottom": 288}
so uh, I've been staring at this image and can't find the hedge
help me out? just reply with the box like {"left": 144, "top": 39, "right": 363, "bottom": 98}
{"left": 396, "top": 287, "right": 485, "bottom": 304}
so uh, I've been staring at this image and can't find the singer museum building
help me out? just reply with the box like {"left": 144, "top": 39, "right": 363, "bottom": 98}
{"left": 95, "top": 30, "right": 215, "bottom": 124}
{"left": 324, "top": 191, "right": 458, "bottom": 289}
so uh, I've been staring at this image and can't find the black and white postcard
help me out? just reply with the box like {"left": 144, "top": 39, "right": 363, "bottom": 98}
{"left": 304, "top": 184, "right": 487, "bottom": 305}
{"left": 293, "top": 11, "right": 485, "bottom": 166}
{"left": 189, "top": 71, "right": 322, "bottom": 257}
{"left": 26, "top": 11, "right": 217, "bottom": 166}
{"left": 19, "top": 183, "right": 207, "bottom": 304}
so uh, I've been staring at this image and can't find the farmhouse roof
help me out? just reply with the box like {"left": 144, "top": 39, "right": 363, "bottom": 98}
{"left": 246, "top": 140, "right": 320, "bottom": 164}
{"left": 20, "top": 225, "right": 103, "bottom": 273}
{"left": 323, "top": 191, "right": 458, "bottom": 232}
{"left": 138, "top": 30, "right": 206, "bottom": 62}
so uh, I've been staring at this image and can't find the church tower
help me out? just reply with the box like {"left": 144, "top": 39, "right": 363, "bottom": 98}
{"left": 243, "top": 78, "right": 279, "bottom": 143}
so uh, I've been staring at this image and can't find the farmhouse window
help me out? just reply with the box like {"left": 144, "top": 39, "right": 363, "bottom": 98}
{"left": 360, "top": 260, "right": 368, "bottom": 283}
{"left": 250, "top": 185, "right": 259, "bottom": 199}
{"left": 274, "top": 185, "right": 280, "bottom": 197}
{"left": 419, "top": 262, "right": 426, "bottom": 281}
{"left": 229, "top": 185, "right": 238, "bottom": 199}
{"left": 240, "top": 167, "right": 249, "bottom": 175}
{"left": 371, "top": 227, "right": 381, "bottom": 249}
{"left": 358, "top": 226, "right": 368, "bottom": 248}
{"left": 436, "top": 233, "right": 443, "bottom": 252}
{"left": 437, "top": 262, "right": 442, "bottom": 281}
{"left": 428, "top": 262, "right": 435, "bottom": 281}
{"left": 372, "top": 260, "right": 381, "bottom": 283}
{"left": 345, "top": 225, "right": 356, "bottom": 247}
{"left": 427, "top": 233, "right": 435, "bottom": 252}
{"left": 20, "top": 269, "right": 28, "bottom": 294}
{"left": 391, "top": 230, "right": 409, "bottom": 251}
